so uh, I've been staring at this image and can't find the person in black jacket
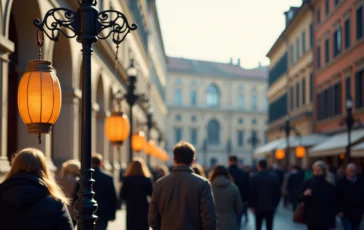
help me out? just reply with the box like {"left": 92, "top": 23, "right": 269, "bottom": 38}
{"left": 74, "top": 153, "right": 117, "bottom": 230}
{"left": 249, "top": 159, "right": 281, "bottom": 230}
{"left": 336, "top": 163, "right": 364, "bottom": 230}
{"left": 286, "top": 165, "right": 304, "bottom": 211}
{"left": 121, "top": 158, "right": 153, "bottom": 230}
{"left": 0, "top": 148, "right": 74, "bottom": 230}
{"left": 228, "top": 155, "right": 250, "bottom": 225}
{"left": 299, "top": 161, "right": 336, "bottom": 230}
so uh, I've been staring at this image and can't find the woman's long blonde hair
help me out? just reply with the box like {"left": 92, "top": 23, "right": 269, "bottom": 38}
{"left": 313, "top": 160, "right": 331, "bottom": 182}
{"left": 3, "top": 148, "right": 69, "bottom": 205}
{"left": 124, "top": 158, "right": 152, "bottom": 178}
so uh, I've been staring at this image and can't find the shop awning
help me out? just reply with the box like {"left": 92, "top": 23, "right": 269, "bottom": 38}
{"left": 309, "top": 129, "right": 364, "bottom": 157}
{"left": 254, "top": 138, "right": 285, "bottom": 157}
{"left": 278, "top": 134, "right": 328, "bottom": 149}
{"left": 352, "top": 142, "right": 364, "bottom": 157}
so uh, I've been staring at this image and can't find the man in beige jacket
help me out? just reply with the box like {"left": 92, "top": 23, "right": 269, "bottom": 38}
{"left": 148, "top": 141, "right": 217, "bottom": 230}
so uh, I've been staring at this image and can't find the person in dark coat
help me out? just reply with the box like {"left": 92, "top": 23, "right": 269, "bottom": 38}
{"left": 299, "top": 161, "right": 336, "bottom": 230}
{"left": 148, "top": 141, "right": 217, "bottom": 230}
{"left": 228, "top": 155, "right": 250, "bottom": 225}
{"left": 210, "top": 165, "right": 242, "bottom": 230}
{"left": 286, "top": 165, "right": 304, "bottom": 211}
{"left": 121, "top": 158, "right": 153, "bottom": 230}
{"left": 249, "top": 159, "right": 281, "bottom": 230}
{"left": 74, "top": 153, "right": 117, "bottom": 230}
{"left": 0, "top": 148, "right": 74, "bottom": 230}
{"left": 336, "top": 163, "right": 364, "bottom": 230}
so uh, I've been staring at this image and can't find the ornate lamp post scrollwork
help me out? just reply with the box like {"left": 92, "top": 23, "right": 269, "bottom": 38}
{"left": 32, "top": 1, "right": 137, "bottom": 229}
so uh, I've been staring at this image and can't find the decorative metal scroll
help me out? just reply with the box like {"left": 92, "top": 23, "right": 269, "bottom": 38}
{"left": 97, "top": 10, "right": 138, "bottom": 45}
{"left": 33, "top": 8, "right": 77, "bottom": 41}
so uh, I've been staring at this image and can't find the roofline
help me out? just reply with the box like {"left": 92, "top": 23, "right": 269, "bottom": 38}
{"left": 266, "top": 2, "right": 311, "bottom": 58}
{"left": 150, "top": 0, "right": 167, "bottom": 63}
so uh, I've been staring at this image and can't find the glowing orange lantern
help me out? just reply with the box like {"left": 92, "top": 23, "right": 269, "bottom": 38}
{"left": 132, "top": 131, "right": 146, "bottom": 152}
{"left": 339, "top": 154, "right": 345, "bottom": 159}
{"left": 296, "top": 146, "right": 306, "bottom": 158}
{"left": 105, "top": 112, "right": 130, "bottom": 146}
{"left": 18, "top": 60, "right": 62, "bottom": 144}
{"left": 144, "top": 140, "right": 156, "bottom": 155}
{"left": 275, "top": 149, "right": 285, "bottom": 160}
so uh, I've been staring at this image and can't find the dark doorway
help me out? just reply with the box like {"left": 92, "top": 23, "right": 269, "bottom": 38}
{"left": 7, "top": 13, "right": 19, "bottom": 162}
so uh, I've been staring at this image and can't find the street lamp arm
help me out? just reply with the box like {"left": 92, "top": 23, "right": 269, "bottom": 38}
{"left": 33, "top": 8, "right": 77, "bottom": 41}
{"left": 97, "top": 10, "right": 137, "bottom": 45}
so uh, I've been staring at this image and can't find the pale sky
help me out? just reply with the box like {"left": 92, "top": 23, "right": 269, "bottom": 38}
{"left": 156, "top": 0, "right": 302, "bottom": 68}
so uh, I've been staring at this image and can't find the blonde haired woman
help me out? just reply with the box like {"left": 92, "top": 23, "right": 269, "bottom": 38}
{"left": 192, "top": 163, "right": 206, "bottom": 178}
{"left": 121, "top": 158, "right": 153, "bottom": 230}
{"left": 298, "top": 161, "right": 336, "bottom": 230}
{"left": 0, "top": 148, "right": 74, "bottom": 230}
{"left": 59, "top": 159, "right": 80, "bottom": 226}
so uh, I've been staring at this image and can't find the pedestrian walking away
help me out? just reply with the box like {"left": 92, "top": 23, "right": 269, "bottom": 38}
{"left": 148, "top": 141, "right": 217, "bottom": 230}
{"left": 0, "top": 148, "right": 74, "bottom": 230}
{"left": 249, "top": 159, "right": 281, "bottom": 230}
{"left": 121, "top": 158, "right": 153, "bottom": 230}
{"left": 336, "top": 163, "right": 364, "bottom": 230}
{"left": 210, "top": 165, "right": 242, "bottom": 230}
{"left": 228, "top": 155, "right": 250, "bottom": 226}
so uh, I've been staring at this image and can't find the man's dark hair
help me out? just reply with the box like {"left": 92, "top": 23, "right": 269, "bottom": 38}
{"left": 229, "top": 155, "right": 238, "bottom": 163}
{"left": 92, "top": 153, "right": 103, "bottom": 167}
{"left": 173, "top": 141, "right": 195, "bottom": 165}
{"left": 258, "top": 159, "right": 267, "bottom": 170}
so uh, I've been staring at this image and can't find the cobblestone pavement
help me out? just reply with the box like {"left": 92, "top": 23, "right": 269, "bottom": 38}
{"left": 108, "top": 205, "right": 363, "bottom": 230}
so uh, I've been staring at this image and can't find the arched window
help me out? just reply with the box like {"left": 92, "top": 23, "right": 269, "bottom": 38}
{"left": 207, "top": 119, "right": 220, "bottom": 144}
{"left": 206, "top": 85, "right": 220, "bottom": 107}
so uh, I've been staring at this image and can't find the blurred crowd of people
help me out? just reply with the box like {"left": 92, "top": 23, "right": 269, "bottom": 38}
{"left": 0, "top": 143, "right": 364, "bottom": 230}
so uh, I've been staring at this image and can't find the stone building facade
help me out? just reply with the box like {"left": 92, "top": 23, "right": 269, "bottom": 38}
{"left": 166, "top": 57, "right": 268, "bottom": 166}
{"left": 0, "top": 0, "right": 167, "bottom": 178}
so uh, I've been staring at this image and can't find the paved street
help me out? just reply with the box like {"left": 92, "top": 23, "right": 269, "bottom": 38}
{"left": 109, "top": 204, "right": 307, "bottom": 230}
{"left": 108, "top": 204, "right": 364, "bottom": 230}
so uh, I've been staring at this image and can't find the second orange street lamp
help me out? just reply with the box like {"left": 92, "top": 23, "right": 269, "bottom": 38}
{"left": 105, "top": 91, "right": 130, "bottom": 148}
{"left": 131, "top": 130, "right": 147, "bottom": 153}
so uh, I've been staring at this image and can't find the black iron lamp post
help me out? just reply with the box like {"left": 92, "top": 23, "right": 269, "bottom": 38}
{"left": 284, "top": 115, "right": 291, "bottom": 169}
{"left": 248, "top": 130, "right": 260, "bottom": 166}
{"left": 145, "top": 106, "right": 154, "bottom": 167}
{"left": 345, "top": 96, "right": 354, "bottom": 162}
{"left": 124, "top": 61, "right": 147, "bottom": 163}
{"left": 202, "top": 138, "right": 208, "bottom": 166}
{"left": 33, "top": 1, "right": 137, "bottom": 229}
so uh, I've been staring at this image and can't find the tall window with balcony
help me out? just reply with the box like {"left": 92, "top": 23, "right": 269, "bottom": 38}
{"left": 237, "top": 130, "right": 244, "bottom": 147}
{"left": 252, "top": 95, "right": 258, "bottom": 110}
{"left": 325, "top": 0, "right": 329, "bottom": 16}
{"left": 190, "top": 128, "right": 198, "bottom": 146}
{"left": 190, "top": 90, "right": 197, "bottom": 105}
{"left": 333, "top": 26, "right": 342, "bottom": 57}
{"left": 357, "top": 6, "right": 363, "bottom": 40}
{"left": 345, "top": 18, "right": 351, "bottom": 49}
{"left": 206, "top": 85, "right": 220, "bottom": 107}
{"left": 355, "top": 70, "right": 364, "bottom": 108}
{"left": 296, "top": 83, "right": 300, "bottom": 108}
{"left": 207, "top": 119, "right": 220, "bottom": 144}
{"left": 269, "top": 94, "right": 287, "bottom": 122}
{"left": 325, "top": 38, "right": 330, "bottom": 64}
{"left": 175, "top": 88, "right": 183, "bottom": 105}
{"left": 290, "top": 45, "right": 294, "bottom": 65}
{"left": 317, "top": 82, "right": 342, "bottom": 120}
{"left": 238, "top": 94, "right": 245, "bottom": 109}
{"left": 174, "top": 127, "right": 183, "bottom": 144}
{"left": 302, "top": 78, "right": 306, "bottom": 105}
{"left": 317, "top": 8, "right": 321, "bottom": 24}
